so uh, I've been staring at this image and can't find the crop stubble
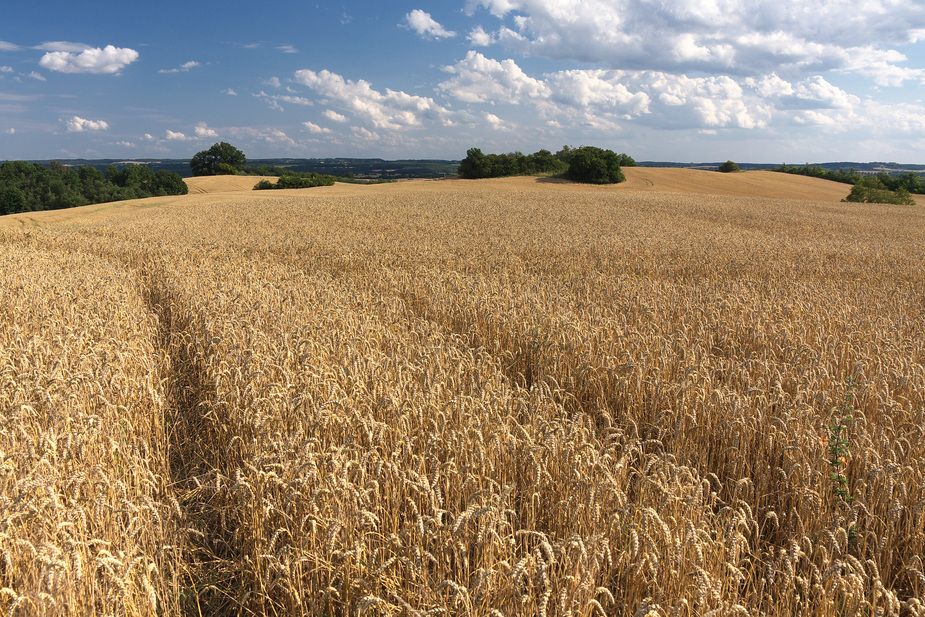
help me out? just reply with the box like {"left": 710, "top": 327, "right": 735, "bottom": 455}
{"left": 1, "top": 177, "right": 923, "bottom": 616}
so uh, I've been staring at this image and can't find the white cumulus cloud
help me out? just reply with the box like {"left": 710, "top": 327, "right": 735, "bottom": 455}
{"left": 160, "top": 61, "right": 200, "bottom": 74}
{"left": 35, "top": 41, "right": 91, "bottom": 53}
{"left": 465, "top": 0, "right": 925, "bottom": 83}
{"left": 303, "top": 121, "right": 332, "bottom": 134}
{"left": 404, "top": 10, "right": 457, "bottom": 39}
{"left": 225, "top": 126, "right": 300, "bottom": 149}
{"left": 39, "top": 44, "right": 139, "bottom": 74}
{"left": 256, "top": 91, "right": 315, "bottom": 110}
{"left": 295, "top": 69, "right": 455, "bottom": 130}
{"left": 439, "top": 51, "right": 549, "bottom": 103}
{"left": 468, "top": 26, "right": 495, "bottom": 46}
{"left": 323, "top": 109, "right": 348, "bottom": 123}
{"left": 195, "top": 124, "right": 218, "bottom": 138}
{"left": 483, "top": 112, "right": 510, "bottom": 131}
{"left": 791, "top": 77, "right": 857, "bottom": 109}
{"left": 546, "top": 69, "right": 650, "bottom": 114}
{"left": 166, "top": 130, "right": 189, "bottom": 141}
{"left": 262, "top": 129, "right": 297, "bottom": 146}
{"left": 439, "top": 53, "right": 772, "bottom": 131}
{"left": 433, "top": 48, "right": 925, "bottom": 143}
{"left": 66, "top": 116, "right": 109, "bottom": 132}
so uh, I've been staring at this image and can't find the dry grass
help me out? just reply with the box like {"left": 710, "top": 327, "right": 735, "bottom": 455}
{"left": 1, "top": 174, "right": 923, "bottom": 616}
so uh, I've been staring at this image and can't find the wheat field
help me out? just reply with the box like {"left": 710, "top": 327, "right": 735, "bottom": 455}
{"left": 1, "top": 173, "right": 923, "bottom": 616}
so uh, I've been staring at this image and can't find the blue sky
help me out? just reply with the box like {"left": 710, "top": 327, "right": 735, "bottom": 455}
{"left": 2, "top": 0, "right": 925, "bottom": 163}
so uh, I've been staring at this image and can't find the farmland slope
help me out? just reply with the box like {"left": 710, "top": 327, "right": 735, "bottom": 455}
{"left": 184, "top": 175, "right": 278, "bottom": 194}
{"left": 1, "top": 176, "right": 923, "bottom": 616}
{"left": 181, "top": 168, "right": 923, "bottom": 204}
{"left": 180, "top": 168, "right": 854, "bottom": 199}
{"left": 620, "top": 167, "right": 854, "bottom": 200}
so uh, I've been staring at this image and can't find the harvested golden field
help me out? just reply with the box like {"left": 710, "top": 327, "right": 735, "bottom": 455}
{"left": 184, "top": 175, "right": 279, "bottom": 194}
{"left": 1, "top": 175, "right": 924, "bottom": 616}
{"left": 619, "top": 168, "right": 855, "bottom": 201}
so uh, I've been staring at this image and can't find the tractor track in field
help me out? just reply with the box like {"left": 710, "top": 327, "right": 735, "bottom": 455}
{"left": 142, "top": 265, "right": 247, "bottom": 616}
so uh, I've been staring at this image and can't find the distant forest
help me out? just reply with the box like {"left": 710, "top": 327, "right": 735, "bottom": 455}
{"left": 457, "top": 146, "right": 636, "bottom": 184}
{"left": 12, "top": 157, "right": 925, "bottom": 180}
{"left": 4, "top": 156, "right": 923, "bottom": 216}
{"left": 15, "top": 158, "right": 462, "bottom": 180}
{"left": 260, "top": 158, "right": 459, "bottom": 179}
{"left": 0, "top": 161, "right": 188, "bottom": 215}
{"left": 772, "top": 163, "right": 925, "bottom": 195}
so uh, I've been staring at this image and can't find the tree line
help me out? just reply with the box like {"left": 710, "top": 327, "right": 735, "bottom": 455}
{"left": 843, "top": 177, "right": 916, "bottom": 205}
{"left": 458, "top": 146, "right": 636, "bottom": 184}
{"left": 253, "top": 174, "right": 336, "bottom": 190}
{"left": 773, "top": 163, "right": 921, "bottom": 205}
{"left": 772, "top": 163, "right": 865, "bottom": 185}
{"left": 192, "top": 142, "right": 354, "bottom": 187}
{"left": 773, "top": 162, "right": 925, "bottom": 193}
{"left": 0, "top": 160, "right": 188, "bottom": 215}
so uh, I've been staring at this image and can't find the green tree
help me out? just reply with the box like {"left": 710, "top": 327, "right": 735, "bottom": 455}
{"left": 843, "top": 177, "right": 915, "bottom": 205}
{"left": 190, "top": 142, "right": 247, "bottom": 176}
{"left": 77, "top": 166, "right": 112, "bottom": 203}
{"left": 0, "top": 186, "right": 27, "bottom": 215}
{"left": 559, "top": 146, "right": 625, "bottom": 184}
{"left": 254, "top": 173, "right": 335, "bottom": 190}
{"left": 718, "top": 160, "right": 740, "bottom": 173}
{"left": 45, "top": 162, "right": 87, "bottom": 209}
{"left": 153, "top": 169, "right": 189, "bottom": 196}
{"left": 527, "top": 149, "right": 568, "bottom": 174}
{"left": 458, "top": 148, "right": 492, "bottom": 179}
{"left": 0, "top": 160, "right": 186, "bottom": 213}
{"left": 458, "top": 146, "right": 629, "bottom": 181}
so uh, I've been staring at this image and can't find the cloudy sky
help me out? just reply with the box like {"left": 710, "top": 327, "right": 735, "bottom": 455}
{"left": 2, "top": 0, "right": 925, "bottom": 163}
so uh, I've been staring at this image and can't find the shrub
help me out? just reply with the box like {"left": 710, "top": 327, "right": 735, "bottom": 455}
{"left": 718, "top": 160, "right": 740, "bottom": 173}
{"left": 253, "top": 174, "right": 336, "bottom": 190}
{"left": 560, "top": 146, "right": 625, "bottom": 184}
{"left": 843, "top": 177, "right": 916, "bottom": 205}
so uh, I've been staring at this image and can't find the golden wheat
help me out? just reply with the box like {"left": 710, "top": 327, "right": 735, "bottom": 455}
{"left": 1, "top": 175, "right": 923, "bottom": 615}
{"left": 0, "top": 242, "right": 181, "bottom": 615}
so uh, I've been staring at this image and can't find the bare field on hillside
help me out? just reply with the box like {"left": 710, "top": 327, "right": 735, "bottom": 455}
{"left": 1, "top": 178, "right": 924, "bottom": 616}
{"left": 180, "top": 168, "right": 865, "bottom": 202}
{"left": 620, "top": 168, "right": 856, "bottom": 201}
{"left": 184, "top": 175, "right": 279, "bottom": 194}
{"left": 180, "top": 168, "right": 914, "bottom": 203}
